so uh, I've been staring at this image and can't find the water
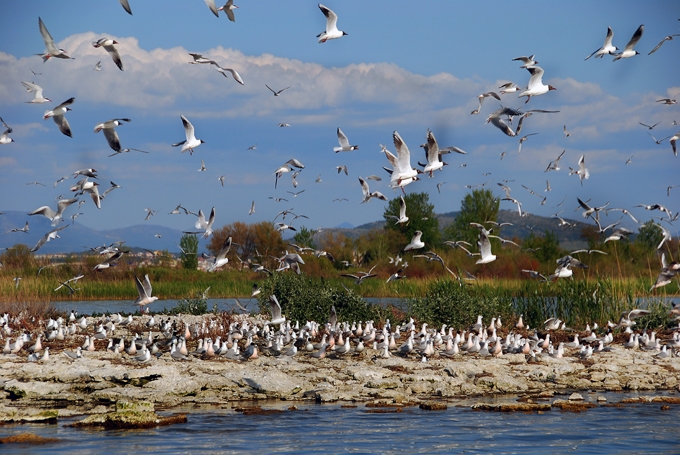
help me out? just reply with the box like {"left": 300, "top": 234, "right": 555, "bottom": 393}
{"left": 51, "top": 298, "right": 405, "bottom": 316}
{"left": 1, "top": 394, "right": 679, "bottom": 454}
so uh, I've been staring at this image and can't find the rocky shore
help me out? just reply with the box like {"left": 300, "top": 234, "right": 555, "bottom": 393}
{"left": 2, "top": 314, "right": 680, "bottom": 425}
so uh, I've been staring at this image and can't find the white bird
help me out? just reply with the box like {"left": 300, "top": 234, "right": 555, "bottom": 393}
{"left": 613, "top": 25, "right": 644, "bottom": 60}
{"left": 249, "top": 200, "right": 256, "bottom": 215}
{"left": 498, "top": 82, "right": 520, "bottom": 95}
{"left": 134, "top": 274, "right": 158, "bottom": 310}
{"left": 334, "top": 128, "right": 359, "bottom": 152}
{"left": 172, "top": 115, "right": 205, "bottom": 155}
{"left": 207, "top": 236, "right": 231, "bottom": 272}
{"left": 0, "top": 117, "right": 14, "bottom": 145}
{"left": 31, "top": 224, "right": 68, "bottom": 253}
{"left": 570, "top": 155, "right": 590, "bottom": 185}
{"left": 199, "top": 160, "right": 207, "bottom": 172}
{"left": 422, "top": 130, "right": 446, "bottom": 176}
{"left": 214, "top": 64, "right": 244, "bottom": 85}
{"left": 119, "top": 0, "right": 133, "bottom": 15}
{"left": 21, "top": 81, "right": 51, "bottom": 103}
{"left": 317, "top": 4, "right": 347, "bottom": 43}
{"left": 358, "top": 177, "right": 387, "bottom": 204}
{"left": 185, "top": 207, "right": 216, "bottom": 239}
{"left": 387, "top": 195, "right": 409, "bottom": 225}
{"left": 43, "top": 97, "right": 75, "bottom": 137}
{"left": 385, "top": 131, "right": 419, "bottom": 191}
{"left": 512, "top": 54, "right": 538, "bottom": 68}
{"left": 519, "top": 66, "right": 556, "bottom": 103}
{"left": 649, "top": 34, "right": 680, "bottom": 55}
{"left": 94, "top": 118, "right": 135, "bottom": 154}
{"left": 92, "top": 38, "right": 124, "bottom": 71}
{"left": 404, "top": 230, "right": 425, "bottom": 252}
{"left": 585, "top": 26, "right": 617, "bottom": 60}
{"left": 268, "top": 295, "right": 286, "bottom": 326}
{"left": 29, "top": 198, "right": 78, "bottom": 226}
{"left": 475, "top": 226, "right": 497, "bottom": 264}
{"left": 205, "top": 0, "right": 220, "bottom": 17}
{"left": 37, "top": 17, "right": 72, "bottom": 61}
{"left": 93, "top": 61, "right": 102, "bottom": 71}
{"left": 217, "top": 0, "right": 238, "bottom": 21}
{"left": 669, "top": 132, "right": 680, "bottom": 157}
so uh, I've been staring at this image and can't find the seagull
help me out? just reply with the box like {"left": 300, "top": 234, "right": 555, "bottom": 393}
{"left": 37, "top": 17, "right": 72, "bottom": 61}
{"left": 199, "top": 160, "right": 207, "bottom": 172}
{"left": 569, "top": 155, "right": 589, "bottom": 185}
{"left": 172, "top": 115, "right": 204, "bottom": 155}
{"left": 640, "top": 121, "right": 661, "bottom": 130}
{"left": 512, "top": 54, "right": 538, "bottom": 68}
{"left": 486, "top": 109, "right": 530, "bottom": 137}
{"left": 274, "top": 158, "right": 304, "bottom": 188}
{"left": 545, "top": 150, "right": 566, "bottom": 172}
{"left": 247, "top": 144, "right": 257, "bottom": 150}
{"left": 93, "top": 61, "right": 102, "bottom": 71}
{"left": 268, "top": 295, "right": 286, "bottom": 325}
{"left": 21, "top": 81, "right": 51, "bottom": 103}
{"left": 43, "top": 97, "right": 75, "bottom": 137}
{"left": 29, "top": 198, "right": 78, "bottom": 226}
{"left": 92, "top": 38, "right": 124, "bottom": 71}
{"left": 334, "top": 128, "right": 359, "bottom": 152}
{"left": 31, "top": 224, "right": 69, "bottom": 253}
{"left": 204, "top": 0, "right": 220, "bottom": 17}
{"left": 218, "top": 175, "right": 225, "bottom": 186}
{"left": 134, "top": 274, "right": 158, "bottom": 310}
{"left": 522, "top": 269, "right": 547, "bottom": 281}
{"left": 404, "top": 231, "right": 425, "bottom": 252}
{"left": 648, "top": 34, "right": 680, "bottom": 55}
{"left": 266, "top": 84, "right": 290, "bottom": 96}
{"left": 7, "top": 222, "right": 29, "bottom": 234}
{"left": 657, "top": 98, "right": 677, "bottom": 105}
{"left": 119, "top": 0, "right": 133, "bottom": 15}
{"left": 278, "top": 123, "right": 290, "bottom": 127}
{"left": 217, "top": 0, "right": 238, "bottom": 21}
{"left": 214, "top": 64, "right": 244, "bottom": 85}
{"left": 385, "top": 131, "right": 418, "bottom": 191}
{"left": 604, "top": 227, "right": 634, "bottom": 243}
{"left": 336, "top": 165, "right": 349, "bottom": 175}
{"left": 0, "top": 117, "right": 13, "bottom": 145}
{"left": 475, "top": 227, "right": 496, "bottom": 264}
{"left": 517, "top": 133, "right": 537, "bottom": 153}
{"left": 386, "top": 195, "right": 409, "bottom": 225}
{"left": 421, "top": 129, "right": 455, "bottom": 176}
{"left": 470, "top": 91, "right": 501, "bottom": 115}
{"left": 519, "top": 66, "right": 556, "bottom": 103}
{"left": 94, "top": 118, "right": 133, "bottom": 154}
{"left": 207, "top": 236, "right": 231, "bottom": 272}
{"left": 498, "top": 82, "right": 520, "bottom": 94}
{"left": 585, "top": 26, "right": 617, "bottom": 60}
{"left": 650, "top": 255, "right": 680, "bottom": 291}
{"left": 185, "top": 207, "right": 216, "bottom": 238}
{"left": 358, "top": 177, "right": 387, "bottom": 204}
{"left": 317, "top": 4, "right": 347, "bottom": 43}
{"left": 248, "top": 200, "right": 255, "bottom": 215}
{"left": 563, "top": 125, "right": 572, "bottom": 138}
{"left": 670, "top": 132, "right": 680, "bottom": 157}
{"left": 613, "top": 25, "right": 644, "bottom": 60}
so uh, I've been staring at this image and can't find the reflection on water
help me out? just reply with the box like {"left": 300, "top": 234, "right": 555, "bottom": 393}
{"left": 1, "top": 394, "right": 679, "bottom": 454}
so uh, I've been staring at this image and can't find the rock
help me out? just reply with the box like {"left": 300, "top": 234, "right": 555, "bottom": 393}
{"left": 0, "top": 433, "right": 60, "bottom": 444}
{"left": 68, "top": 400, "right": 186, "bottom": 429}
{"left": 552, "top": 399, "right": 596, "bottom": 411}
{"left": 471, "top": 403, "right": 551, "bottom": 412}
{"left": 568, "top": 392, "right": 584, "bottom": 401}
{"left": 419, "top": 402, "right": 447, "bottom": 411}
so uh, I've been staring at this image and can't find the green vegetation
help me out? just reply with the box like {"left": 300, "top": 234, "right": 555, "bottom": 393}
{"left": 443, "top": 189, "right": 500, "bottom": 245}
{"left": 179, "top": 234, "right": 198, "bottom": 270}
{"left": 383, "top": 192, "right": 440, "bottom": 247}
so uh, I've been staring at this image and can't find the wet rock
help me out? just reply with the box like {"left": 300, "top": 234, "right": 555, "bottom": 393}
{"left": 68, "top": 401, "right": 187, "bottom": 429}
{"left": 552, "top": 399, "right": 596, "bottom": 411}
{"left": 420, "top": 402, "right": 447, "bottom": 411}
{"left": 471, "top": 403, "right": 551, "bottom": 412}
{"left": 568, "top": 392, "right": 584, "bottom": 401}
{"left": 0, "top": 433, "right": 60, "bottom": 444}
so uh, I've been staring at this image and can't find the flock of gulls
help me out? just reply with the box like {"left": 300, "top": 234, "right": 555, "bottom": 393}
{"left": 1, "top": 3, "right": 680, "bottom": 363}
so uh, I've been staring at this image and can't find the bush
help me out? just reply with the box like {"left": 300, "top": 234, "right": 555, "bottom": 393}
{"left": 258, "top": 272, "right": 388, "bottom": 324}
{"left": 164, "top": 294, "right": 216, "bottom": 315}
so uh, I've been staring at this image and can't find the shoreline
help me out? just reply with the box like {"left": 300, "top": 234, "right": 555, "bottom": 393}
{"left": 2, "top": 314, "right": 680, "bottom": 425}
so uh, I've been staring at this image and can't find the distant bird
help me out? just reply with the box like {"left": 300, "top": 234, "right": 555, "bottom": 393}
{"left": 470, "top": 91, "right": 500, "bottom": 115}
{"left": 43, "top": 97, "right": 75, "bottom": 137}
{"left": 37, "top": 17, "right": 72, "bottom": 61}
{"left": 218, "top": 175, "right": 225, "bottom": 186}
{"left": 134, "top": 274, "right": 158, "bottom": 310}
{"left": 21, "top": 81, "right": 51, "bottom": 103}
{"left": 517, "top": 133, "right": 537, "bottom": 153}
{"left": 404, "top": 230, "right": 425, "bottom": 252}
{"left": 519, "top": 66, "right": 556, "bottom": 103}
{"left": 217, "top": 0, "right": 238, "bottom": 21}
{"left": 640, "top": 121, "right": 661, "bottom": 130}
{"left": 545, "top": 149, "right": 566, "bottom": 172}
{"left": 498, "top": 82, "right": 520, "bottom": 95}
{"left": 0, "top": 117, "right": 13, "bottom": 145}
{"left": 266, "top": 84, "right": 290, "bottom": 96}
{"left": 613, "top": 25, "right": 644, "bottom": 60}
{"left": 359, "top": 177, "right": 387, "bottom": 203}
{"left": 213, "top": 64, "right": 244, "bottom": 85}
{"left": 336, "top": 165, "right": 349, "bottom": 175}
{"left": 278, "top": 123, "right": 290, "bottom": 127}
{"left": 522, "top": 269, "right": 547, "bottom": 281}
{"left": 7, "top": 222, "right": 29, "bottom": 234}
{"left": 386, "top": 269, "right": 405, "bottom": 283}
{"left": 92, "top": 38, "right": 124, "bottom": 71}
{"left": 569, "top": 155, "right": 589, "bottom": 185}
{"left": 172, "top": 115, "right": 204, "bottom": 155}
{"left": 585, "top": 26, "right": 617, "bottom": 60}
{"left": 563, "top": 125, "right": 572, "bottom": 137}
{"left": 31, "top": 224, "right": 68, "bottom": 253}
{"left": 334, "top": 128, "right": 359, "bottom": 152}
{"left": 29, "top": 198, "right": 78, "bottom": 226}
{"left": 604, "top": 227, "right": 634, "bottom": 243}
{"left": 185, "top": 207, "right": 216, "bottom": 238}
{"left": 119, "top": 0, "right": 133, "bottom": 15}
{"left": 248, "top": 200, "right": 255, "bottom": 215}
{"left": 670, "top": 132, "right": 680, "bottom": 157}
{"left": 199, "top": 160, "right": 207, "bottom": 172}
{"left": 94, "top": 118, "right": 137, "bottom": 154}
{"left": 247, "top": 144, "right": 257, "bottom": 150}
{"left": 657, "top": 98, "right": 677, "bottom": 105}
{"left": 273, "top": 158, "right": 304, "bottom": 188}
{"left": 648, "top": 34, "right": 680, "bottom": 55}
{"left": 93, "top": 61, "right": 102, "bottom": 71}
{"left": 317, "top": 4, "right": 347, "bottom": 43}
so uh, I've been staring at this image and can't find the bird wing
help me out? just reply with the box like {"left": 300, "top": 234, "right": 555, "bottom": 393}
{"left": 624, "top": 24, "right": 644, "bottom": 51}
{"left": 269, "top": 295, "right": 282, "bottom": 320}
{"left": 526, "top": 66, "right": 545, "bottom": 89}
{"left": 134, "top": 274, "right": 148, "bottom": 298}
{"left": 181, "top": 115, "right": 195, "bottom": 141}
{"left": 319, "top": 4, "right": 338, "bottom": 32}
{"left": 104, "top": 44, "right": 124, "bottom": 71}
{"left": 38, "top": 17, "right": 58, "bottom": 54}
{"left": 119, "top": 0, "right": 133, "bottom": 15}
{"left": 205, "top": 0, "right": 219, "bottom": 17}
{"left": 103, "top": 127, "right": 122, "bottom": 152}
{"left": 337, "top": 127, "right": 349, "bottom": 148}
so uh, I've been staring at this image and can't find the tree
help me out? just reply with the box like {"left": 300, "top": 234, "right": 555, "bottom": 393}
{"left": 443, "top": 189, "right": 500, "bottom": 246}
{"left": 383, "top": 192, "right": 440, "bottom": 249}
{"left": 635, "top": 220, "right": 664, "bottom": 251}
{"left": 179, "top": 234, "right": 198, "bottom": 270}
{"left": 208, "top": 221, "right": 286, "bottom": 268}
{"left": 293, "top": 226, "right": 317, "bottom": 249}
{"left": 523, "top": 230, "right": 564, "bottom": 263}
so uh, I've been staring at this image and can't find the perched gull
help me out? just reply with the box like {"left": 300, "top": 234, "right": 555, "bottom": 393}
{"left": 37, "top": 17, "right": 72, "bottom": 61}
{"left": 21, "top": 81, "right": 51, "bottom": 104}
{"left": 334, "top": 128, "right": 359, "bottom": 152}
{"left": 92, "top": 38, "right": 124, "bottom": 71}
{"left": 359, "top": 177, "right": 387, "bottom": 204}
{"left": 317, "top": 4, "right": 347, "bottom": 43}
{"left": 134, "top": 274, "right": 158, "bottom": 310}
{"left": 43, "top": 97, "right": 75, "bottom": 137}
{"left": 172, "top": 115, "right": 205, "bottom": 155}
{"left": 585, "top": 26, "right": 617, "bottom": 60}
{"left": 29, "top": 198, "right": 78, "bottom": 226}
{"left": 518, "top": 66, "right": 556, "bottom": 103}
{"left": 613, "top": 25, "right": 644, "bottom": 60}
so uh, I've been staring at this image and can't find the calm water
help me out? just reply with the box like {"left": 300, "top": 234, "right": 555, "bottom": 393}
{"left": 1, "top": 394, "right": 679, "bottom": 454}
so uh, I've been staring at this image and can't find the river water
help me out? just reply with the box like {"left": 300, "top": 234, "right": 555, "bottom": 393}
{"left": 1, "top": 393, "right": 679, "bottom": 454}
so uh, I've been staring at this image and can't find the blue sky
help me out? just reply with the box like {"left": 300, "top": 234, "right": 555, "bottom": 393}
{"left": 1, "top": 1, "right": 679, "bottom": 242}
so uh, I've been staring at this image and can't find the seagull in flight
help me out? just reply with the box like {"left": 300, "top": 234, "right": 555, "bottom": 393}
{"left": 317, "top": 4, "right": 347, "bottom": 43}
{"left": 172, "top": 115, "right": 204, "bottom": 155}
{"left": 0, "top": 117, "right": 14, "bottom": 145}
{"left": 134, "top": 274, "right": 158, "bottom": 310}
{"left": 359, "top": 177, "right": 387, "bottom": 204}
{"left": 92, "top": 38, "right": 124, "bottom": 71}
{"left": 648, "top": 34, "right": 680, "bottom": 55}
{"left": 518, "top": 66, "right": 556, "bottom": 103}
{"left": 334, "top": 128, "right": 359, "bottom": 152}
{"left": 31, "top": 224, "right": 69, "bottom": 253}
{"left": 266, "top": 84, "right": 290, "bottom": 96}
{"left": 184, "top": 207, "right": 216, "bottom": 238}
{"left": 21, "top": 81, "right": 51, "bottom": 103}
{"left": 613, "top": 24, "right": 644, "bottom": 60}
{"left": 29, "top": 198, "right": 78, "bottom": 226}
{"left": 585, "top": 26, "right": 617, "bottom": 60}
{"left": 43, "top": 97, "right": 75, "bottom": 137}
{"left": 37, "top": 17, "right": 72, "bottom": 61}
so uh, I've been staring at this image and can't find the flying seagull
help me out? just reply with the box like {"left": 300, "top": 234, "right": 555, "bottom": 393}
{"left": 585, "top": 26, "right": 617, "bottom": 60}
{"left": 37, "top": 17, "right": 72, "bottom": 61}
{"left": 266, "top": 84, "right": 290, "bottom": 96}
{"left": 334, "top": 128, "right": 359, "bottom": 152}
{"left": 317, "top": 4, "right": 347, "bottom": 43}
{"left": 613, "top": 24, "right": 644, "bottom": 60}
{"left": 92, "top": 38, "right": 124, "bottom": 71}
{"left": 172, "top": 115, "right": 205, "bottom": 155}
{"left": 43, "top": 97, "right": 75, "bottom": 137}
